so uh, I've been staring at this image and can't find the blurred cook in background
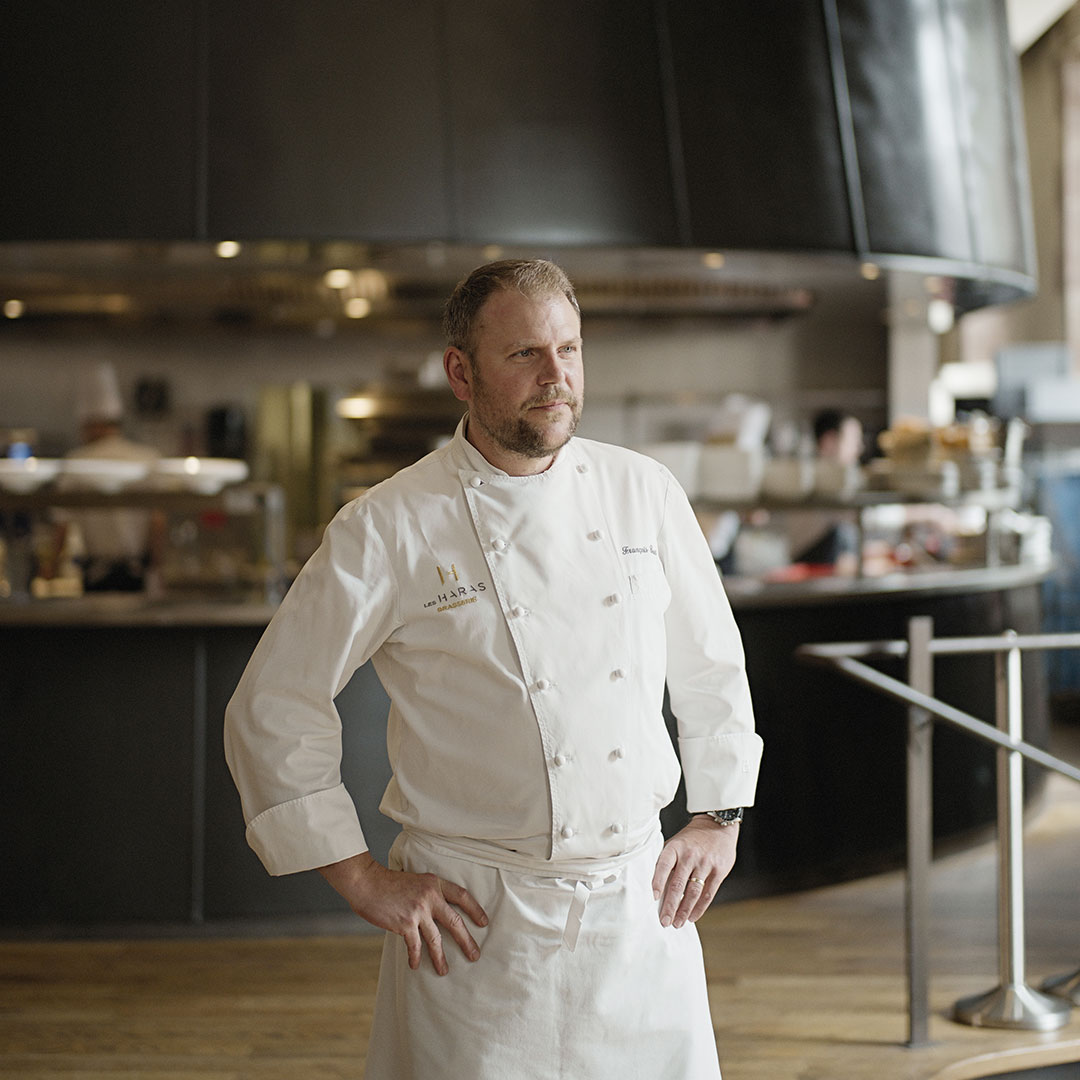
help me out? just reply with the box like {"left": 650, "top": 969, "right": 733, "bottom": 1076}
{"left": 787, "top": 408, "right": 865, "bottom": 572}
{"left": 813, "top": 408, "right": 864, "bottom": 467}
{"left": 58, "top": 362, "right": 164, "bottom": 593}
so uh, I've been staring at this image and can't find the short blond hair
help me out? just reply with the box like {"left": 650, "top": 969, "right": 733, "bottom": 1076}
{"left": 443, "top": 259, "right": 580, "bottom": 355}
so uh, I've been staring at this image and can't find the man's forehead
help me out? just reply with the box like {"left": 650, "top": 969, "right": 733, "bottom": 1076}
{"left": 476, "top": 289, "right": 581, "bottom": 339}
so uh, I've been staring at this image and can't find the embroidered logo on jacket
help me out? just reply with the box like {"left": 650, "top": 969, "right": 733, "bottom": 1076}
{"left": 425, "top": 564, "right": 488, "bottom": 613}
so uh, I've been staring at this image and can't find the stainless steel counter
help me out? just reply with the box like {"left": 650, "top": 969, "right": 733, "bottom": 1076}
{"left": 0, "top": 562, "right": 1051, "bottom": 625}
{"left": 722, "top": 562, "right": 1053, "bottom": 609}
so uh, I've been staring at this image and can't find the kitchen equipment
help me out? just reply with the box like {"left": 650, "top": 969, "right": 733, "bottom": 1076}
{"left": 699, "top": 445, "right": 764, "bottom": 501}
{"left": 813, "top": 460, "right": 864, "bottom": 499}
{"left": 761, "top": 458, "right": 815, "bottom": 500}
{"left": 639, "top": 442, "right": 702, "bottom": 498}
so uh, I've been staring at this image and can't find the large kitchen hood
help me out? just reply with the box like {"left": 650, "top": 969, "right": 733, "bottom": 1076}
{"left": 1, "top": 1, "right": 1035, "bottom": 316}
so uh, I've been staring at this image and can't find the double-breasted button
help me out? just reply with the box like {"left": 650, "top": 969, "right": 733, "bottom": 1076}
{"left": 610, "top": 823, "right": 624, "bottom": 835}
{"left": 469, "top": 476, "right": 483, "bottom": 488}
{"left": 561, "top": 825, "right": 575, "bottom": 839}
{"left": 553, "top": 753, "right": 567, "bottom": 767}
{"left": 611, "top": 668, "right": 626, "bottom": 680}
{"left": 588, "top": 529, "right": 604, "bottom": 542}
{"left": 611, "top": 746, "right": 626, "bottom": 760}
{"left": 492, "top": 538, "right": 508, "bottom": 552}
{"left": 605, "top": 592, "right": 623, "bottom": 606}
{"left": 535, "top": 678, "right": 551, "bottom": 692}
{"left": 576, "top": 463, "right": 589, "bottom": 474}
{"left": 510, "top": 605, "right": 527, "bottom": 619}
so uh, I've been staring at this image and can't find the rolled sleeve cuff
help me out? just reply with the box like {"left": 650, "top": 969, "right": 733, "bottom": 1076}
{"left": 245, "top": 783, "right": 369, "bottom": 877}
{"left": 680, "top": 731, "right": 764, "bottom": 812}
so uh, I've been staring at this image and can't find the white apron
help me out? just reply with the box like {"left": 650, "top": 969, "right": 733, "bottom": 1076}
{"left": 362, "top": 826, "right": 723, "bottom": 1080}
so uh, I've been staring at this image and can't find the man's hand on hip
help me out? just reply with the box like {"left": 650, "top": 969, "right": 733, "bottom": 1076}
{"left": 651, "top": 816, "right": 739, "bottom": 929}
{"left": 318, "top": 851, "right": 488, "bottom": 976}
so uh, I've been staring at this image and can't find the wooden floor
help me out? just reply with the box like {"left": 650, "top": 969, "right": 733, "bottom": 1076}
{"left": 3, "top": 745, "right": 1079, "bottom": 1079}
{"left": 707, "top": 768, "right": 1080, "bottom": 1080}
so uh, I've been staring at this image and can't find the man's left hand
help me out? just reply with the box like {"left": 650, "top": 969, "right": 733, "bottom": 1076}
{"left": 651, "top": 815, "right": 740, "bottom": 929}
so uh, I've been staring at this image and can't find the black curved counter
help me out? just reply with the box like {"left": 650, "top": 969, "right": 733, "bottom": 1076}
{"left": 0, "top": 564, "right": 1051, "bottom": 929}
{"left": 667, "top": 564, "right": 1052, "bottom": 901}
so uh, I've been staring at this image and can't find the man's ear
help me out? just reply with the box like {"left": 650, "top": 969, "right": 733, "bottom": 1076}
{"left": 443, "top": 347, "right": 473, "bottom": 403}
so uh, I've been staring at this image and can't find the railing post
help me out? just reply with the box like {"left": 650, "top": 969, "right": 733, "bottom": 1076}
{"left": 905, "top": 615, "right": 933, "bottom": 1048}
{"left": 951, "top": 631, "right": 1071, "bottom": 1030}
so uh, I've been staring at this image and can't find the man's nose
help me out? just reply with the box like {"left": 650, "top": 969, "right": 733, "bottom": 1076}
{"left": 537, "top": 348, "right": 564, "bottom": 383}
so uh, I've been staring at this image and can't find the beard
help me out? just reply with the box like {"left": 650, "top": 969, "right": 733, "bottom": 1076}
{"left": 470, "top": 379, "right": 582, "bottom": 460}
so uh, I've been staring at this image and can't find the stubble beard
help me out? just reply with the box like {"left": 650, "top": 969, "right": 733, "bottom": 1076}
{"left": 470, "top": 377, "right": 582, "bottom": 460}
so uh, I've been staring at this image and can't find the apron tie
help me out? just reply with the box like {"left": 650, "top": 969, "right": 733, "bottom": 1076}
{"left": 562, "top": 873, "right": 619, "bottom": 951}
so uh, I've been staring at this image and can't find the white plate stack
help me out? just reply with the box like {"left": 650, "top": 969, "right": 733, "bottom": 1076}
{"left": 0, "top": 458, "right": 62, "bottom": 493}
{"left": 152, "top": 458, "right": 249, "bottom": 495}
{"left": 59, "top": 458, "right": 152, "bottom": 493}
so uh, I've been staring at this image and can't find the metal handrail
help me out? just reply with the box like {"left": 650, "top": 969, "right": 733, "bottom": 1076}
{"left": 796, "top": 620, "right": 1080, "bottom": 1047}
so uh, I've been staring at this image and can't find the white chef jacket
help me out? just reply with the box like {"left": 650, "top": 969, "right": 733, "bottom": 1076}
{"left": 59, "top": 432, "right": 160, "bottom": 562}
{"left": 225, "top": 418, "right": 762, "bottom": 877}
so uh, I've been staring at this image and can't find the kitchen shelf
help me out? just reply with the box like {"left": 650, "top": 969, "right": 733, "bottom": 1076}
{"left": 0, "top": 482, "right": 289, "bottom": 605}
{"left": 691, "top": 486, "right": 1023, "bottom": 514}
{"left": 0, "top": 481, "right": 283, "bottom": 515}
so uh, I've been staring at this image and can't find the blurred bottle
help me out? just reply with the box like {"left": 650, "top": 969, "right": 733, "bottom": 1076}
{"left": 3, "top": 513, "right": 33, "bottom": 601}
{"left": 206, "top": 406, "right": 247, "bottom": 460}
{"left": 4, "top": 428, "right": 37, "bottom": 460}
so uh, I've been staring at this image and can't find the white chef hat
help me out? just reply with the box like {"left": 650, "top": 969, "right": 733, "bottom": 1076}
{"left": 75, "top": 361, "right": 124, "bottom": 422}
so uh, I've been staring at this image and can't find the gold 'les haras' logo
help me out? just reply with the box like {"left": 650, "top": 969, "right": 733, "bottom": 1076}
{"left": 425, "top": 562, "right": 487, "bottom": 612}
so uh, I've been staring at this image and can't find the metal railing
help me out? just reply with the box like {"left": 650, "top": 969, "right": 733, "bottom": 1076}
{"left": 796, "top": 617, "right": 1080, "bottom": 1047}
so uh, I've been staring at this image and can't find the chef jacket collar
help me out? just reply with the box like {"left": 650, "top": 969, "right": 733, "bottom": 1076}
{"left": 451, "top": 413, "right": 577, "bottom": 481}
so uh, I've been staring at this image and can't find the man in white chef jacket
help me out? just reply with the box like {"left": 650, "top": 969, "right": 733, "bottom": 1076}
{"left": 225, "top": 259, "right": 763, "bottom": 1080}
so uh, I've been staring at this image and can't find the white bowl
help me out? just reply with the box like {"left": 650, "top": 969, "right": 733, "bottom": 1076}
{"left": 60, "top": 458, "right": 151, "bottom": 493}
{"left": 0, "top": 457, "right": 62, "bottom": 493}
{"left": 153, "top": 457, "right": 249, "bottom": 494}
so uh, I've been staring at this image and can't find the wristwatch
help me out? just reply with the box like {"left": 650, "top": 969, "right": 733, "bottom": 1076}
{"left": 701, "top": 807, "right": 744, "bottom": 827}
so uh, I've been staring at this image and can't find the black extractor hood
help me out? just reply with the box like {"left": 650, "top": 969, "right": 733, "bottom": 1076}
{"left": 1, "top": 0, "right": 1035, "bottom": 313}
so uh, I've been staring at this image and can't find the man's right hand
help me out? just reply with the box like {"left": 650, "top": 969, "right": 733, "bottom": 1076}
{"left": 317, "top": 851, "right": 488, "bottom": 976}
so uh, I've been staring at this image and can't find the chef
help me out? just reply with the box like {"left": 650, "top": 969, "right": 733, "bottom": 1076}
{"left": 225, "top": 259, "right": 763, "bottom": 1079}
{"left": 788, "top": 408, "right": 866, "bottom": 571}
{"left": 59, "top": 362, "right": 162, "bottom": 592}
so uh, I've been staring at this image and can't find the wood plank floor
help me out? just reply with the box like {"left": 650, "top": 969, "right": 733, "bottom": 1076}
{"left": 707, "top": 768, "right": 1080, "bottom": 1080}
{"left": 3, "top": 753, "right": 1079, "bottom": 1078}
